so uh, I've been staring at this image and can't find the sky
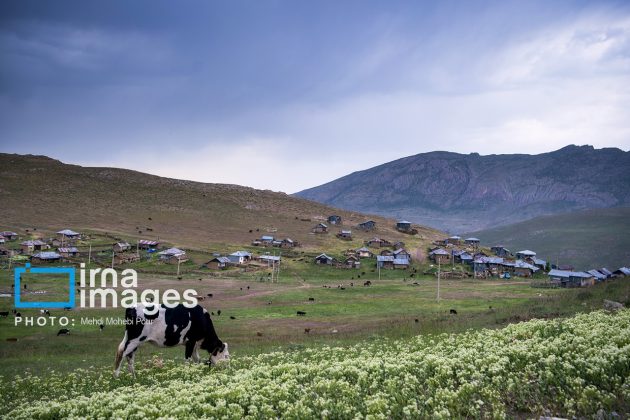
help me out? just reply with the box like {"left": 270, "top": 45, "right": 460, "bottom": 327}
{"left": 1, "top": 0, "right": 629, "bottom": 193}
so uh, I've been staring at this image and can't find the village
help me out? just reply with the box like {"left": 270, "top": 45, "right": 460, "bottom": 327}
{"left": 1, "top": 214, "right": 628, "bottom": 289}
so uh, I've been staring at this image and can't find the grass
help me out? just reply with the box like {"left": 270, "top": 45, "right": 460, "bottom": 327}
{"left": 1, "top": 257, "right": 629, "bottom": 378}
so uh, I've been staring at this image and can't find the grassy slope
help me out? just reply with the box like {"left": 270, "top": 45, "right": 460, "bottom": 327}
{"left": 466, "top": 207, "right": 630, "bottom": 270}
{"left": 0, "top": 153, "right": 442, "bottom": 254}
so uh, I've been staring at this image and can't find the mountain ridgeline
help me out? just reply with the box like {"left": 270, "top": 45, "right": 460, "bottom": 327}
{"left": 296, "top": 145, "right": 630, "bottom": 232}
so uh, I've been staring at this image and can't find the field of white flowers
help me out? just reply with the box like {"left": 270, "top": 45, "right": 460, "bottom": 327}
{"left": 2, "top": 310, "right": 629, "bottom": 419}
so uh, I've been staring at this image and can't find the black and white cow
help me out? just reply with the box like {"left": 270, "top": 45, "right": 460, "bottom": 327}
{"left": 114, "top": 304, "right": 229, "bottom": 378}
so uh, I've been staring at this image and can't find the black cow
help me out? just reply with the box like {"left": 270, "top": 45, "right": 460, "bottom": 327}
{"left": 0, "top": 311, "right": 9, "bottom": 317}
{"left": 57, "top": 328, "right": 70, "bottom": 336}
{"left": 114, "top": 304, "right": 229, "bottom": 378}
{"left": 297, "top": 311, "right": 306, "bottom": 316}
{"left": 450, "top": 309, "right": 458, "bottom": 315}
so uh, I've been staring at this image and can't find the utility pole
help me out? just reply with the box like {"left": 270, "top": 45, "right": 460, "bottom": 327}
{"left": 437, "top": 258, "right": 441, "bottom": 302}
{"left": 88, "top": 243, "right": 92, "bottom": 266}
{"left": 111, "top": 251, "right": 115, "bottom": 269}
{"left": 177, "top": 257, "right": 181, "bottom": 277}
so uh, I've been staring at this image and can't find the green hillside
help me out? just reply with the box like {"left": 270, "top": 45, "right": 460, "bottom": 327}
{"left": 466, "top": 207, "right": 630, "bottom": 270}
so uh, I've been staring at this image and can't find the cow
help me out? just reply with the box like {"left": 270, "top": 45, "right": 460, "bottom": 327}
{"left": 114, "top": 304, "right": 229, "bottom": 378}
{"left": 57, "top": 328, "right": 70, "bottom": 336}
{"left": 0, "top": 311, "right": 9, "bottom": 317}
{"left": 449, "top": 309, "right": 458, "bottom": 315}
{"left": 297, "top": 311, "right": 306, "bottom": 316}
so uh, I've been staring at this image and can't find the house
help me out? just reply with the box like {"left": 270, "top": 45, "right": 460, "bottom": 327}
{"left": 548, "top": 269, "right": 596, "bottom": 287}
{"left": 57, "top": 229, "right": 80, "bottom": 241}
{"left": 159, "top": 248, "right": 188, "bottom": 264}
{"left": 113, "top": 242, "right": 132, "bottom": 253}
{"left": 377, "top": 255, "right": 395, "bottom": 269}
{"left": 261, "top": 235, "right": 275, "bottom": 245}
{"left": 491, "top": 246, "right": 512, "bottom": 258}
{"left": 138, "top": 239, "right": 160, "bottom": 250}
{"left": 21, "top": 239, "right": 49, "bottom": 254}
{"left": 452, "top": 250, "right": 473, "bottom": 264}
{"left": 598, "top": 268, "right": 613, "bottom": 278}
{"left": 473, "top": 256, "right": 504, "bottom": 275}
{"left": 587, "top": 269, "right": 606, "bottom": 282}
{"left": 311, "top": 223, "right": 328, "bottom": 234}
{"left": 393, "top": 248, "right": 411, "bottom": 261}
{"left": 357, "top": 220, "right": 376, "bottom": 231}
{"left": 327, "top": 215, "right": 342, "bottom": 225}
{"left": 58, "top": 247, "right": 79, "bottom": 258}
{"left": 393, "top": 258, "right": 410, "bottom": 269}
{"left": 502, "top": 260, "right": 539, "bottom": 277}
{"left": 0, "top": 231, "right": 19, "bottom": 241}
{"left": 445, "top": 235, "right": 461, "bottom": 245}
{"left": 380, "top": 249, "right": 393, "bottom": 256}
{"left": 228, "top": 251, "right": 252, "bottom": 265}
{"left": 0, "top": 247, "right": 17, "bottom": 257}
{"left": 429, "top": 248, "right": 450, "bottom": 264}
{"left": 259, "top": 255, "right": 281, "bottom": 264}
{"left": 516, "top": 250, "right": 536, "bottom": 260}
{"left": 114, "top": 253, "right": 140, "bottom": 265}
{"left": 205, "top": 256, "right": 231, "bottom": 270}
{"left": 271, "top": 238, "right": 295, "bottom": 248}
{"left": 31, "top": 251, "right": 62, "bottom": 264}
{"left": 314, "top": 253, "right": 334, "bottom": 265}
{"left": 366, "top": 237, "right": 391, "bottom": 248}
{"left": 532, "top": 258, "right": 547, "bottom": 271}
{"left": 613, "top": 267, "right": 630, "bottom": 277}
{"left": 396, "top": 220, "right": 412, "bottom": 232}
{"left": 464, "top": 237, "right": 480, "bottom": 247}
{"left": 336, "top": 230, "right": 352, "bottom": 240}
{"left": 0, "top": 236, "right": 4, "bottom": 245}
{"left": 356, "top": 247, "right": 373, "bottom": 258}
{"left": 344, "top": 255, "right": 361, "bottom": 268}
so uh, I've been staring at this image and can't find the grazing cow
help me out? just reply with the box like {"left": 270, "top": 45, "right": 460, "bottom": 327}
{"left": 114, "top": 304, "right": 229, "bottom": 378}
{"left": 414, "top": 319, "right": 419, "bottom": 323}
{"left": 0, "top": 311, "right": 9, "bottom": 317}
{"left": 304, "top": 328, "right": 311, "bottom": 334}
{"left": 207, "top": 293, "right": 213, "bottom": 298}
{"left": 15, "top": 312, "right": 21, "bottom": 317}
{"left": 449, "top": 309, "right": 458, "bottom": 315}
{"left": 256, "top": 332, "right": 263, "bottom": 337}
{"left": 230, "top": 316, "right": 236, "bottom": 320}
{"left": 217, "top": 310, "right": 221, "bottom": 316}
{"left": 6, "top": 338, "right": 18, "bottom": 342}
{"left": 57, "top": 328, "right": 70, "bottom": 336}
{"left": 297, "top": 311, "right": 306, "bottom": 316}
{"left": 308, "top": 297, "right": 315, "bottom": 301}
{"left": 363, "top": 281, "right": 372, "bottom": 286}
{"left": 99, "top": 324, "right": 105, "bottom": 332}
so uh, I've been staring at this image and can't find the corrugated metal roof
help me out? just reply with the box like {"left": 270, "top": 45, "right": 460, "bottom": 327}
{"left": 397, "top": 220, "right": 411, "bottom": 224}
{"left": 377, "top": 255, "right": 395, "bottom": 262}
{"left": 159, "top": 247, "right": 185, "bottom": 256}
{"left": 21, "top": 239, "right": 47, "bottom": 246}
{"left": 230, "top": 251, "right": 252, "bottom": 257}
{"left": 548, "top": 269, "right": 593, "bottom": 278}
{"left": 617, "top": 267, "right": 630, "bottom": 276}
{"left": 393, "top": 258, "right": 409, "bottom": 265}
{"left": 58, "top": 247, "right": 78, "bottom": 253}
{"left": 430, "top": 248, "right": 449, "bottom": 255}
{"left": 517, "top": 250, "right": 536, "bottom": 256}
{"left": 356, "top": 247, "right": 371, "bottom": 252}
{"left": 32, "top": 251, "right": 61, "bottom": 259}
{"left": 139, "top": 239, "right": 159, "bottom": 245}
{"left": 57, "top": 229, "right": 80, "bottom": 236}
{"left": 315, "top": 253, "right": 333, "bottom": 260}
{"left": 260, "top": 255, "right": 281, "bottom": 262}
{"left": 465, "top": 237, "right": 480, "bottom": 242}
{"left": 261, "top": 236, "right": 274, "bottom": 241}
{"left": 587, "top": 270, "right": 606, "bottom": 280}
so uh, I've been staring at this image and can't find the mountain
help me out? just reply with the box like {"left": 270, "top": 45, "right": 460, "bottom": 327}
{"left": 0, "top": 154, "right": 442, "bottom": 251}
{"left": 465, "top": 207, "right": 630, "bottom": 270}
{"left": 295, "top": 145, "right": 630, "bottom": 232}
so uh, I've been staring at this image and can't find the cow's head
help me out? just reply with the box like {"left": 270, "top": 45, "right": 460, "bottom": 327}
{"left": 210, "top": 342, "right": 230, "bottom": 365}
